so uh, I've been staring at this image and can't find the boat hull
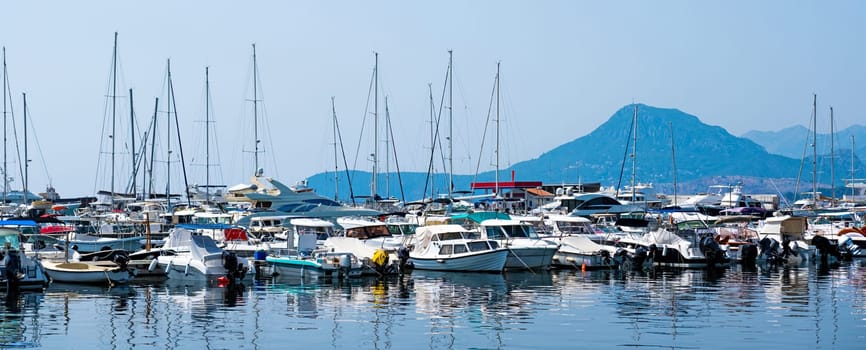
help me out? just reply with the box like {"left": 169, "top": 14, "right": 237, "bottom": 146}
{"left": 267, "top": 255, "right": 364, "bottom": 279}
{"left": 411, "top": 249, "right": 508, "bottom": 272}
{"left": 41, "top": 261, "right": 132, "bottom": 284}
{"left": 503, "top": 246, "right": 557, "bottom": 270}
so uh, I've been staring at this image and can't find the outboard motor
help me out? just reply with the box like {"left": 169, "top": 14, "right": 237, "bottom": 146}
{"left": 739, "top": 243, "right": 758, "bottom": 267}
{"left": 759, "top": 237, "right": 781, "bottom": 265}
{"left": 598, "top": 250, "right": 612, "bottom": 267}
{"left": 221, "top": 251, "right": 244, "bottom": 283}
{"left": 699, "top": 235, "right": 724, "bottom": 268}
{"left": 811, "top": 235, "right": 842, "bottom": 266}
{"left": 3, "top": 250, "right": 23, "bottom": 291}
{"left": 839, "top": 236, "right": 861, "bottom": 259}
{"left": 113, "top": 251, "right": 131, "bottom": 275}
{"left": 371, "top": 249, "right": 391, "bottom": 277}
{"left": 397, "top": 246, "right": 412, "bottom": 274}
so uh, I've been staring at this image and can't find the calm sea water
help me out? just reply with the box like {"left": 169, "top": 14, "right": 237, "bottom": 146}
{"left": 2, "top": 262, "right": 865, "bottom": 349}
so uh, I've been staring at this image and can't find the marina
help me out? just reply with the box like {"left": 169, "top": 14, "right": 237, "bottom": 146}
{"left": 2, "top": 263, "right": 865, "bottom": 349}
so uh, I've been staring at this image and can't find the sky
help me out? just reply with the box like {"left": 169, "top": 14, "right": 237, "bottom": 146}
{"left": 1, "top": 0, "right": 864, "bottom": 199}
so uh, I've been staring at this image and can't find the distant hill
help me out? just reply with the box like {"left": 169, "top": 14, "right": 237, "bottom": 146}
{"left": 306, "top": 104, "right": 866, "bottom": 201}
{"left": 508, "top": 104, "right": 801, "bottom": 187}
{"left": 743, "top": 124, "right": 866, "bottom": 159}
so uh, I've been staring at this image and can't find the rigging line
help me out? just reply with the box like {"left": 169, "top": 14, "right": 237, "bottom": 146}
{"left": 614, "top": 104, "right": 635, "bottom": 195}
{"left": 385, "top": 100, "right": 406, "bottom": 203}
{"left": 21, "top": 102, "right": 53, "bottom": 186}
{"left": 793, "top": 109, "right": 814, "bottom": 202}
{"left": 472, "top": 70, "right": 498, "bottom": 187}
{"left": 422, "top": 64, "right": 451, "bottom": 199}
{"left": 351, "top": 67, "right": 376, "bottom": 186}
{"left": 169, "top": 72, "right": 192, "bottom": 206}
{"left": 333, "top": 99, "right": 356, "bottom": 206}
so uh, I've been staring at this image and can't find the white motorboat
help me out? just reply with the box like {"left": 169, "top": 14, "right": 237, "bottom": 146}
{"left": 476, "top": 219, "right": 559, "bottom": 270}
{"left": 1, "top": 221, "right": 50, "bottom": 290}
{"left": 409, "top": 224, "right": 507, "bottom": 272}
{"left": 266, "top": 231, "right": 365, "bottom": 280}
{"left": 153, "top": 227, "right": 253, "bottom": 284}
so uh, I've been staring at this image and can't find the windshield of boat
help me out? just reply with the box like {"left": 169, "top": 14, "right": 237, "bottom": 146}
{"left": 434, "top": 231, "right": 476, "bottom": 241}
{"left": 486, "top": 224, "right": 538, "bottom": 239}
{"left": 556, "top": 221, "right": 593, "bottom": 234}
{"left": 297, "top": 225, "right": 331, "bottom": 240}
{"left": 0, "top": 230, "right": 21, "bottom": 249}
{"left": 387, "top": 224, "right": 418, "bottom": 236}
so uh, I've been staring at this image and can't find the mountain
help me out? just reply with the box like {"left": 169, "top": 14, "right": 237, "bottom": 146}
{"left": 306, "top": 104, "right": 866, "bottom": 201}
{"left": 743, "top": 124, "right": 866, "bottom": 159}
{"left": 508, "top": 104, "right": 801, "bottom": 187}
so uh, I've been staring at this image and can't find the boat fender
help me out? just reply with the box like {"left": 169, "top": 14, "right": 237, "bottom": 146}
{"left": 148, "top": 259, "right": 158, "bottom": 272}
{"left": 340, "top": 254, "right": 351, "bottom": 268}
{"left": 184, "top": 263, "right": 190, "bottom": 276}
{"left": 166, "top": 259, "right": 173, "bottom": 274}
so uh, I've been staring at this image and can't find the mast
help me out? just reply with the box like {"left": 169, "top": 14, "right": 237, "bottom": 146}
{"left": 22, "top": 92, "right": 27, "bottom": 205}
{"left": 166, "top": 59, "right": 172, "bottom": 206}
{"left": 811, "top": 94, "right": 817, "bottom": 203}
{"left": 385, "top": 95, "right": 390, "bottom": 198}
{"left": 252, "top": 44, "right": 260, "bottom": 172}
{"left": 631, "top": 103, "right": 638, "bottom": 203}
{"left": 428, "top": 83, "right": 436, "bottom": 198}
{"left": 129, "top": 88, "right": 136, "bottom": 196}
{"left": 830, "top": 106, "right": 835, "bottom": 201}
{"left": 495, "top": 61, "right": 500, "bottom": 196}
{"left": 372, "top": 52, "right": 378, "bottom": 200}
{"left": 448, "top": 50, "right": 453, "bottom": 199}
{"left": 670, "top": 121, "right": 678, "bottom": 207}
{"left": 205, "top": 66, "right": 211, "bottom": 201}
{"left": 2, "top": 46, "right": 7, "bottom": 203}
{"left": 851, "top": 135, "right": 857, "bottom": 201}
{"left": 148, "top": 97, "right": 158, "bottom": 198}
{"left": 331, "top": 97, "right": 339, "bottom": 201}
{"left": 110, "top": 32, "right": 118, "bottom": 205}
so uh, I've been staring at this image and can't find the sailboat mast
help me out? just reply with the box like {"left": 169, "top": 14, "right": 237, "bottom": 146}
{"left": 428, "top": 83, "right": 435, "bottom": 198}
{"left": 129, "top": 88, "right": 136, "bottom": 196}
{"left": 148, "top": 97, "right": 158, "bottom": 198}
{"left": 812, "top": 94, "right": 817, "bottom": 202}
{"left": 22, "top": 92, "right": 27, "bottom": 205}
{"left": 331, "top": 97, "right": 339, "bottom": 201}
{"left": 205, "top": 66, "right": 211, "bottom": 200}
{"left": 851, "top": 135, "right": 857, "bottom": 201}
{"left": 372, "top": 52, "right": 378, "bottom": 200}
{"left": 385, "top": 95, "right": 391, "bottom": 198}
{"left": 830, "top": 106, "right": 835, "bottom": 201}
{"left": 166, "top": 59, "right": 172, "bottom": 206}
{"left": 110, "top": 32, "right": 118, "bottom": 205}
{"left": 252, "top": 44, "right": 260, "bottom": 172}
{"left": 2, "top": 46, "right": 7, "bottom": 203}
{"left": 495, "top": 61, "right": 500, "bottom": 196}
{"left": 632, "top": 104, "right": 638, "bottom": 203}
{"left": 448, "top": 50, "right": 453, "bottom": 200}
{"left": 670, "top": 121, "right": 678, "bottom": 207}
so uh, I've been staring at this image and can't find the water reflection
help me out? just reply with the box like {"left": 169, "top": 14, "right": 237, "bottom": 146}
{"left": 0, "top": 290, "right": 42, "bottom": 348}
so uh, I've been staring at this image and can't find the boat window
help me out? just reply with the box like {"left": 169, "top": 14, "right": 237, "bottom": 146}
{"left": 0, "top": 233, "right": 20, "bottom": 249}
{"left": 303, "top": 198, "right": 342, "bottom": 207}
{"left": 488, "top": 241, "right": 500, "bottom": 249}
{"left": 486, "top": 227, "right": 503, "bottom": 240}
{"left": 453, "top": 244, "right": 468, "bottom": 254}
{"left": 467, "top": 241, "right": 490, "bottom": 252}
{"left": 502, "top": 225, "right": 529, "bottom": 238}
{"left": 438, "top": 244, "right": 454, "bottom": 255}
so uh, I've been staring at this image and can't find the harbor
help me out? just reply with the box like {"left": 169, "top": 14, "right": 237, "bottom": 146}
{"left": 3, "top": 263, "right": 865, "bottom": 349}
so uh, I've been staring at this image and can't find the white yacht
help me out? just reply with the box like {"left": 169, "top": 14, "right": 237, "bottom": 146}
{"left": 476, "top": 219, "right": 558, "bottom": 270}
{"left": 409, "top": 224, "right": 507, "bottom": 272}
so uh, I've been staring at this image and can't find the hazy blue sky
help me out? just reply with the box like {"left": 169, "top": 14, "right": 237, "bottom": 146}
{"left": 1, "top": 1, "right": 864, "bottom": 198}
